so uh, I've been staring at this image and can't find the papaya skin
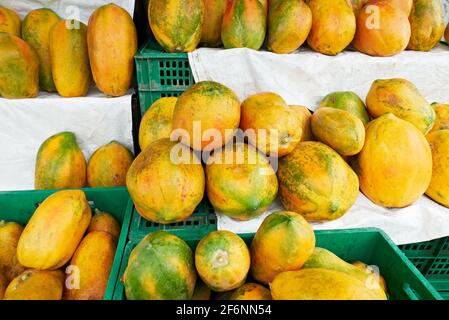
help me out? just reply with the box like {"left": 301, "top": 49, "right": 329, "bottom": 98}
{"left": 87, "top": 209, "right": 121, "bottom": 241}
{"left": 17, "top": 190, "right": 92, "bottom": 270}
{"left": 50, "top": 19, "right": 91, "bottom": 97}
{"left": 0, "top": 221, "right": 23, "bottom": 281}
{"left": 87, "top": 141, "right": 134, "bottom": 188}
{"left": 21, "top": 8, "right": 61, "bottom": 92}
{"left": 429, "top": 103, "right": 449, "bottom": 133}
{"left": 64, "top": 231, "right": 116, "bottom": 300}
{"left": 319, "top": 91, "right": 370, "bottom": 125}
{"left": 445, "top": 23, "right": 449, "bottom": 43}
{"left": 0, "top": 33, "right": 39, "bottom": 99}
{"left": 0, "top": 6, "right": 21, "bottom": 37}
{"left": 352, "top": 261, "right": 387, "bottom": 292}
{"left": 34, "top": 132, "right": 87, "bottom": 190}
{"left": 87, "top": 4, "right": 137, "bottom": 96}
{"left": 230, "top": 283, "right": 271, "bottom": 300}
{"left": 200, "top": 0, "right": 227, "bottom": 47}
{"left": 192, "top": 279, "right": 212, "bottom": 300}
{"left": 4, "top": 269, "right": 64, "bottom": 300}
{"left": 0, "top": 272, "right": 6, "bottom": 299}
{"left": 290, "top": 106, "right": 314, "bottom": 141}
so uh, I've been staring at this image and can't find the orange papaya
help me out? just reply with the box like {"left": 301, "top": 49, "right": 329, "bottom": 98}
{"left": 87, "top": 209, "right": 121, "bottom": 241}
{"left": 201, "top": 0, "right": 227, "bottom": 47}
{"left": 0, "top": 6, "right": 21, "bottom": 37}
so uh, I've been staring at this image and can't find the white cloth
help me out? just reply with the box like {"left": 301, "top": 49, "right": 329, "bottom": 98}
{"left": 189, "top": 45, "right": 449, "bottom": 245}
{"left": 1, "top": 0, "right": 135, "bottom": 23}
{"left": 0, "top": 90, "right": 134, "bottom": 191}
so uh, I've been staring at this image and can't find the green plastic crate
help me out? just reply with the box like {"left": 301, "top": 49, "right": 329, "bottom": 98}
{"left": 128, "top": 198, "right": 217, "bottom": 242}
{"left": 135, "top": 39, "right": 193, "bottom": 116}
{"left": 0, "top": 187, "right": 132, "bottom": 301}
{"left": 112, "top": 227, "right": 442, "bottom": 300}
{"left": 400, "top": 236, "right": 449, "bottom": 299}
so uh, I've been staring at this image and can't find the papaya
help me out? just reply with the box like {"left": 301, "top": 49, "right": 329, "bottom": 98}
{"left": 17, "top": 189, "right": 92, "bottom": 270}
{"left": 303, "top": 247, "right": 387, "bottom": 294}
{"left": 64, "top": 231, "right": 116, "bottom": 300}
{"left": 221, "top": 0, "right": 267, "bottom": 50}
{"left": 352, "top": 261, "right": 387, "bottom": 292}
{"left": 87, "top": 3, "right": 137, "bottom": 96}
{"left": 215, "top": 290, "right": 236, "bottom": 300}
{"left": 172, "top": 81, "right": 241, "bottom": 151}
{"left": 277, "top": 141, "right": 359, "bottom": 221}
{"left": 0, "top": 272, "right": 6, "bottom": 299}
{"left": 353, "top": 0, "right": 411, "bottom": 56}
{"left": 425, "top": 130, "right": 449, "bottom": 208}
{"left": 126, "top": 138, "right": 205, "bottom": 224}
{"left": 34, "top": 132, "right": 87, "bottom": 190}
{"left": 291, "top": 106, "right": 314, "bottom": 141}
{"left": 205, "top": 143, "right": 278, "bottom": 221}
{"left": 240, "top": 93, "right": 301, "bottom": 157}
{"left": 391, "top": 0, "right": 413, "bottom": 15}
{"left": 307, "top": 0, "right": 356, "bottom": 55}
{"left": 407, "top": 0, "right": 444, "bottom": 51}
{"left": 123, "top": 231, "right": 197, "bottom": 300}
{"left": 319, "top": 91, "right": 370, "bottom": 125}
{"left": 347, "top": 0, "right": 369, "bottom": 15}
{"left": 149, "top": 0, "right": 204, "bottom": 52}
{"left": 270, "top": 269, "right": 387, "bottom": 300}
{"left": 0, "top": 221, "right": 23, "bottom": 280}
{"left": 0, "top": 6, "right": 21, "bottom": 36}
{"left": 260, "top": 0, "right": 269, "bottom": 15}
{"left": 0, "top": 33, "right": 39, "bottom": 99}
{"left": 201, "top": 0, "right": 227, "bottom": 47}
{"left": 311, "top": 108, "right": 366, "bottom": 156}
{"left": 21, "top": 9, "right": 60, "bottom": 92}
{"left": 195, "top": 231, "right": 250, "bottom": 292}
{"left": 87, "top": 209, "right": 121, "bottom": 241}
{"left": 429, "top": 103, "right": 449, "bottom": 133}
{"left": 5, "top": 254, "right": 27, "bottom": 283}
{"left": 230, "top": 283, "right": 271, "bottom": 300}
{"left": 49, "top": 20, "right": 91, "bottom": 97}
{"left": 192, "top": 279, "right": 212, "bottom": 300}
{"left": 87, "top": 141, "right": 134, "bottom": 187}
{"left": 4, "top": 270, "right": 64, "bottom": 300}
{"left": 267, "top": 0, "right": 312, "bottom": 54}
{"left": 139, "top": 97, "right": 177, "bottom": 150}
{"left": 250, "top": 211, "right": 316, "bottom": 284}
{"left": 366, "top": 78, "right": 435, "bottom": 134}
{"left": 445, "top": 22, "right": 449, "bottom": 43}
{"left": 358, "top": 113, "right": 432, "bottom": 208}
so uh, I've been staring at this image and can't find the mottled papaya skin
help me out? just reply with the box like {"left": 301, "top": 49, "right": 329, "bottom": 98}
{"left": 358, "top": 114, "right": 432, "bottom": 208}
{"left": 0, "top": 33, "right": 39, "bottom": 99}
{"left": 50, "top": 20, "right": 91, "bottom": 97}
{"left": 353, "top": 0, "right": 411, "bottom": 56}
{"left": 195, "top": 231, "right": 250, "bottom": 292}
{"left": 0, "top": 6, "right": 21, "bottom": 37}
{"left": 307, "top": 0, "right": 356, "bottom": 55}
{"left": 64, "top": 231, "right": 116, "bottom": 300}
{"left": 250, "top": 211, "right": 316, "bottom": 284}
{"left": 4, "top": 269, "right": 64, "bottom": 300}
{"left": 259, "top": 0, "right": 269, "bottom": 15}
{"left": 149, "top": 0, "right": 204, "bottom": 52}
{"left": 347, "top": 0, "right": 369, "bottom": 15}
{"left": 366, "top": 78, "right": 435, "bottom": 134}
{"left": 291, "top": 105, "right": 314, "bottom": 141}
{"left": 277, "top": 142, "right": 359, "bottom": 221}
{"left": 429, "top": 103, "right": 449, "bottom": 133}
{"left": 87, "top": 209, "right": 121, "bottom": 241}
{"left": 205, "top": 143, "right": 278, "bottom": 221}
{"left": 0, "top": 221, "right": 23, "bottom": 281}
{"left": 425, "top": 130, "right": 449, "bottom": 208}
{"left": 172, "top": 81, "right": 241, "bottom": 151}
{"left": 201, "top": 0, "right": 227, "bottom": 47}
{"left": 126, "top": 138, "right": 205, "bottom": 224}
{"left": 34, "top": 132, "right": 86, "bottom": 190}
{"left": 221, "top": 0, "right": 267, "bottom": 50}
{"left": 124, "top": 231, "right": 197, "bottom": 300}
{"left": 240, "top": 92, "right": 301, "bottom": 157}
{"left": 390, "top": 0, "right": 413, "bottom": 15}
{"left": 87, "top": 4, "right": 137, "bottom": 96}
{"left": 21, "top": 9, "right": 60, "bottom": 92}
{"left": 139, "top": 97, "right": 177, "bottom": 150}
{"left": 87, "top": 141, "right": 134, "bottom": 187}
{"left": 319, "top": 91, "right": 370, "bottom": 125}
{"left": 311, "top": 107, "right": 366, "bottom": 156}
{"left": 17, "top": 190, "right": 92, "bottom": 270}
{"left": 407, "top": 0, "right": 444, "bottom": 51}
{"left": 230, "top": 283, "right": 271, "bottom": 300}
{"left": 268, "top": 0, "right": 312, "bottom": 54}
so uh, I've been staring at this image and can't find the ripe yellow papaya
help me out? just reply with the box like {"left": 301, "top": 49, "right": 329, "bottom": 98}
{"left": 0, "top": 221, "right": 23, "bottom": 281}
{"left": 87, "top": 209, "right": 121, "bottom": 241}
{"left": 4, "top": 270, "right": 64, "bottom": 300}
{"left": 230, "top": 283, "right": 271, "bottom": 300}
{"left": 426, "top": 130, "right": 449, "bottom": 208}
{"left": 291, "top": 106, "right": 314, "bottom": 141}
{"left": 0, "top": 6, "right": 21, "bottom": 36}
{"left": 429, "top": 103, "right": 449, "bottom": 133}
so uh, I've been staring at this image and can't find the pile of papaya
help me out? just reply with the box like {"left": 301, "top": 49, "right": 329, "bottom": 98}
{"left": 0, "top": 189, "right": 121, "bottom": 300}
{"left": 123, "top": 211, "right": 387, "bottom": 300}
{"left": 0, "top": 4, "right": 137, "bottom": 99}
{"left": 148, "top": 0, "right": 448, "bottom": 56}
{"left": 131, "top": 77, "right": 449, "bottom": 227}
